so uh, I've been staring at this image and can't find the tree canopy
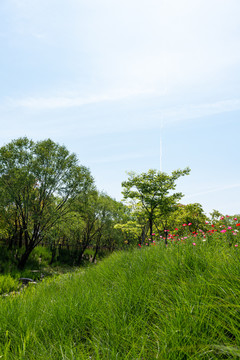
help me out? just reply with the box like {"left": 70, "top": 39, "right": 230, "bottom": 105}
{"left": 0, "top": 137, "right": 93, "bottom": 268}
{"left": 122, "top": 168, "right": 191, "bottom": 242}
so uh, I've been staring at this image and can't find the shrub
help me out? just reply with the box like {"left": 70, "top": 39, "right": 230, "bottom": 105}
{"left": 0, "top": 274, "right": 19, "bottom": 295}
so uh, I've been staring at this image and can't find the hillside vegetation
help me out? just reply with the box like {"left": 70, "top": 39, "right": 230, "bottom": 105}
{"left": 1, "top": 238, "right": 240, "bottom": 359}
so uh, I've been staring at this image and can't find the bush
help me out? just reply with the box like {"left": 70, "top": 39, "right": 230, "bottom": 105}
{"left": 31, "top": 246, "right": 52, "bottom": 266}
{"left": 0, "top": 274, "right": 19, "bottom": 295}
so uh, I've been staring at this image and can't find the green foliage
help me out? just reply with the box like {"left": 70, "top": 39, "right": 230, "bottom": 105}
{"left": 69, "top": 190, "right": 129, "bottom": 261}
{"left": 166, "top": 202, "right": 209, "bottom": 234}
{"left": 0, "top": 137, "right": 94, "bottom": 268}
{"left": 30, "top": 246, "right": 52, "bottom": 266}
{"left": 122, "top": 168, "right": 190, "bottom": 241}
{"left": 114, "top": 220, "right": 142, "bottom": 246}
{"left": 0, "top": 274, "right": 19, "bottom": 295}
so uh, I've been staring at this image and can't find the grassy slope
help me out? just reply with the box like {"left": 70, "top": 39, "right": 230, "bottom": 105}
{"left": 1, "top": 240, "right": 240, "bottom": 359}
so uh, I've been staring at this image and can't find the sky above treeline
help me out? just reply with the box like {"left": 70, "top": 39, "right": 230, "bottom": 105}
{"left": 0, "top": 0, "right": 240, "bottom": 216}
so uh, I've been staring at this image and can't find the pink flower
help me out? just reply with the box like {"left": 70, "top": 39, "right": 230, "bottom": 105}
{"left": 234, "top": 218, "right": 238, "bottom": 221}
{"left": 205, "top": 221, "right": 209, "bottom": 224}
{"left": 152, "top": 233, "right": 155, "bottom": 236}
{"left": 188, "top": 223, "right": 192, "bottom": 226}
{"left": 182, "top": 224, "right": 187, "bottom": 227}
{"left": 228, "top": 226, "right": 232, "bottom": 230}
{"left": 220, "top": 216, "right": 224, "bottom": 220}
{"left": 193, "top": 243, "right": 196, "bottom": 246}
{"left": 235, "top": 244, "right": 238, "bottom": 247}
{"left": 221, "top": 229, "right": 227, "bottom": 233}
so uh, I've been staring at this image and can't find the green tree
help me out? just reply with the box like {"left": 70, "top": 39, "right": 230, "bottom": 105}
{"left": 122, "top": 168, "right": 190, "bottom": 243}
{"left": 167, "top": 203, "right": 209, "bottom": 235}
{"left": 0, "top": 137, "right": 93, "bottom": 268}
{"left": 114, "top": 203, "right": 150, "bottom": 246}
{"left": 71, "top": 190, "right": 128, "bottom": 263}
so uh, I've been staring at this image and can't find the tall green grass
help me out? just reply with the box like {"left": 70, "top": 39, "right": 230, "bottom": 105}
{"left": 1, "top": 239, "right": 240, "bottom": 359}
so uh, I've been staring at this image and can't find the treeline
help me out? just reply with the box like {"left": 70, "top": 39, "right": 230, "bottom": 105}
{"left": 0, "top": 138, "right": 131, "bottom": 269}
{"left": 0, "top": 137, "right": 236, "bottom": 270}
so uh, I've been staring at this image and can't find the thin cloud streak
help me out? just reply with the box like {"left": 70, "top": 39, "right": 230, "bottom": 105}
{"left": 2, "top": 95, "right": 240, "bottom": 140}
{"left": 160, "top": 98, "right": 240, "bottom": 126}
{"left": 185, "top": 184, "right": 240, "bottom": 199}
{"left": 6, "top": 88, "right": 155, "bottom": 110}
{"left": 5, "top": 92, "right": 240, "bottom": 120}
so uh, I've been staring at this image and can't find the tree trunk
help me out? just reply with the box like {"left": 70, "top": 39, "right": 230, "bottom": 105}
{"left": 141, "top": 228, "right": 145, "bottom": 245}
{"left": 17, "top": 247, "right": 33, "bottom": 270}
{"left": 18, "top": 227, "right": 23, "bottom": 248}
{"left": 149, "top": 216, "right": 153, "bottom": 243}
{"left": 7, "top": 236, "right": 14, "bottom": 250}
{"left": 164, "top": 229, "right": 168, "bottom": 245}
{"left": 92, "top": 246, "right": 99, "bottom": 263}
{"left": 49, "top": 242, "right": 57, "bottom": 265}
{"left": 77, "top": 247, "right": 86, "bottom": 264}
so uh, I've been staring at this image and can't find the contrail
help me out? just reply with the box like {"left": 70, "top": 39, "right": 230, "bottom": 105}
{"left": 160, "top": 119, "right": 163, "bottom": 172}
{"left": 160, "top": 136, "right": 162, "bottom": 172}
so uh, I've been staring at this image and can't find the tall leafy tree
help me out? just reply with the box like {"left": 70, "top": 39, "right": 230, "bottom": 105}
{"left": 71, "top": 190, "right": 128, "bottom": 263}
{"left": 0, "top": 137, "right": 93, "bottom": 268}
{"left": 122, "top": 168, "right": 190, "bottom": 242}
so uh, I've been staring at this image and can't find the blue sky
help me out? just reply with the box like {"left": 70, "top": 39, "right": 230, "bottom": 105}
{"left": 1, "top": 0, "right": 240, "bottom": 216}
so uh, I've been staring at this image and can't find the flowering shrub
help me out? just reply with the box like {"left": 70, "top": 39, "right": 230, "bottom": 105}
{"left": 139, "top": 214, "right": 240, "bottom": 248}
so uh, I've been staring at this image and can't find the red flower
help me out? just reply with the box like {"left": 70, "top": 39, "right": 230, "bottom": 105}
{"left": 236, "top": 224, "right": 240, "bottom": 227}
{"left": 182, "top": 224, "right": 187, "bottom": 227}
